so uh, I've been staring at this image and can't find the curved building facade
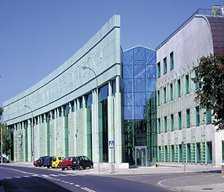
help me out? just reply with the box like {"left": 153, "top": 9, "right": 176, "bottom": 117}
{"left": 4, "top": 15, "right": 123, "bottom": 167}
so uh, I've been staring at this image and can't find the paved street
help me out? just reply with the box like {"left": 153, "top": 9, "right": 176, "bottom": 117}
{"left": 0, "top": 164, "right": 171, "bottom": 192}
{"left": 0, "top": 163, "right": 224, "bottom": 192}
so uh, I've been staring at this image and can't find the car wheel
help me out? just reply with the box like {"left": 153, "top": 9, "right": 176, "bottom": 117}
{"left": 82, "top": 165, "right": 86, "bottom": 170}
{"left": 47, "top": 166, "right": 50, "bottom": 169}
{"left": 62, "top": 167, "right": 65, "bottom": 171}
{"left": 72, "top": 168, "right": 75, "bottom": 170}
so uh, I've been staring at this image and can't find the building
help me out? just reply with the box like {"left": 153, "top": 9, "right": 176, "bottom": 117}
{"left": 156, "top": 8, "right": 224, "bottom": 166}
{"left": 3, "top": 15, "right": 157, "bottom": 168}
{"left": 122, "top": 47, "right": 156, "bottom": 166}
{"left": 3, "top": 7, "right": 224, "bottom": 167}
{"left": 4, "top": 15, "right": 123, "bottom": 168}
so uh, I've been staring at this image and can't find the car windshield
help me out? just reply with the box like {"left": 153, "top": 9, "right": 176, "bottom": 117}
{"left": 63, "top": 157, "right": 68, "bottom": 161}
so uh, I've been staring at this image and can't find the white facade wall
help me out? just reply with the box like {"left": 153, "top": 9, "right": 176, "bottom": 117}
{"left": 157, "top": 15, "right": 224, "bottom": 166}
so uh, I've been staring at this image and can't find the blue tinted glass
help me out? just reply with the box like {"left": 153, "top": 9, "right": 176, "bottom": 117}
{"left": 134, "top": 106, "right": 144, "bottom": 119}
{"left": 146, "top": 51, "right": 156, "bottom": 65}
{"left": 123, "top": 65, "right": 133, "bottom": 78}
{"left": 134, "top": 60, "right": 146, "bottom": 65}
{"left": 124, "top": 106, "right": 134, "bottom": 120}
{"left": 134, "top": 65, "right": 146, "bottom": 78}
{"left": 146, "top": 65, "right": 156, "bottom": 79}
{"left": 87, "top": 93, "right": 92, "bottom": 107}
{"left": 124, "top": 93, "right": 134, "bottom": 106}
{"left": 99, "top": 84, "right": 108, "bottom": 102}
{"left": 123, "top": 79, "right": 134, "bottom": 92}
{"left": 146, "top": 78, "right": 156, "bottom": 92}
{"left": 123, "top": 49, "right": 133, "bottom": 65}
{"left": 134, "top": 79, "right": 145, "bottom": 92}
{"left": 134, "top": 47, "right": 146, "bottom": 61}
{"left": 134, "top": 93, "right": 146, "bottom": 106}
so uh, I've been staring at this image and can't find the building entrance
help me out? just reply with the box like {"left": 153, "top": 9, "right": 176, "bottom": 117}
{"left": 135, "top": 146, "right": 147, "bottom": 166}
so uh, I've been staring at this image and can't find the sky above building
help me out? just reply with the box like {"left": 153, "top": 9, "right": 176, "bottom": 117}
{"left": 0, "top": 0, "right": 223, "bottom": 118}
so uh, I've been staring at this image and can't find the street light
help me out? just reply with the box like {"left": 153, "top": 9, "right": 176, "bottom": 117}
{"left": 82, "top": 65, "right": 100, "bottom": 171}
{"left": 24, "top": 105, "right": 34, "bottom": 162}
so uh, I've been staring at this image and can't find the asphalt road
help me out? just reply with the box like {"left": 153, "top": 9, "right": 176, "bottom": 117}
{"left": 0, "top": 165, "right": 172, "bottom": 192}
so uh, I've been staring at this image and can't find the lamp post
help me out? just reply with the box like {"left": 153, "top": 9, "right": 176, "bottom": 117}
{"left": 24, "top": 105, "right": 34, "bottom": 162}
{"left": 82, "top": 65, "right": 100, "bottom": 171}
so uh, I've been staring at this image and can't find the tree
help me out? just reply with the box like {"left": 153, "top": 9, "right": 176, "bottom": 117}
{"left": 0, "top": 124, "right": 11, "bottom": 156}
{"left": 0, "top": 107, "right": 11, "bottom": 156}
{"left": 194, "top": 54, "right": 224, "bottom": 131}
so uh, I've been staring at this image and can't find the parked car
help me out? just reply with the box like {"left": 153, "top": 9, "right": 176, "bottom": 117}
{"left": 52, "top": 156, "right": 64, "bottom": 168}
{"left": 59, "top": 157, "right": 76, "bottom": 170}
{"left": 34, "top": 156, "right": 49, "bottom": 167}
{"left": 0, "top": 156, "right": 10, "bottom": 163}
{"left": 71, "top": 156, "right": 93, "bottom": 170}
{"left": 43, "top": 156, "right": 53, "bottom": 168}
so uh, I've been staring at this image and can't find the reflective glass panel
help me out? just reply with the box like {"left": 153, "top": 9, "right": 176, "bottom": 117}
{"left": 134, "top": 65, "right": 146, "bottom": 78}
{"left": 134, "top": 79, "right": 145, "bottom": 92}
{"left": 123, "top": 65, "right": 133, "bottom": 78}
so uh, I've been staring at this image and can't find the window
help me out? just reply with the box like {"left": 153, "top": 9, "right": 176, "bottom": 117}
{"left": 196, "top": 106, "right": 200, "bottom": 127}
{"left": 177, "top": 79, "right": 181, "bottom": 97}
{"left": 163, "top": 57, "right": 167, "bottom": 74}
{"left": 222, "top": 141, "right": 224, "bottom": 163}
{"left": 170, "top": 114, "right": 174, "bottom": 131}
{"left": 157, "top": 62, "right": 161, "bottom": 78}
{"left": 186, "top": 75, "right": 190, "bottom": 94}
{"left": 206, "top": 108, "right": 212, "bottom": 124}
{"left": 186, "top": 109, "right": 190, "bottom": 128}
{"left": 170, "top": 83, "right": 173, "bottom": 101}
{"left": 157, "top": 90, "right": 160, "bottom": 106}
{"left": 178, "top": 112, "right": 182, "bottom": 130}
{"left": 164, "top": 116, "right": 167, "bottom": 133}
{"left": 170, "top": 52, "right": 174, "bottom": 70}
{"left": 163, "top": 87, "right": 167, "bottom": 103}
{"left": 207, "top": 142, "right": 212, "bottom": 163}
{"left": 195, "top": 71, "right": 199, "bottom": 90}
{"left": 157, "top": 118, "right": 161, "bottom": 134}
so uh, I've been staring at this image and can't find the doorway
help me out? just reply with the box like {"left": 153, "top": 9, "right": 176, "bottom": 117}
{"left": 135, "top": 146, "right": 147, "bottom": 166}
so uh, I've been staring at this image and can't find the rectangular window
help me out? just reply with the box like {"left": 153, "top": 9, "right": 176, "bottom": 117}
{"left": 170, "top": 52, "right": 174, "bottom": 70}
{"left": 195, "top": 71, "right": 199, "bottom": 90}
{"left": 196, "top": 106, "right": 200, "bottom": 127}
{"left": 157, "top": 118, "right": 161, "bottom": 134}
{"left": 163, "top": 87, "right": 167, "bottom": 103}
{"left": 207, "top": 142, "right": 212, "bottom": 163}
{"left": 157, "top": 90, "right": 160, "bottom": 106}
{"left": 170, "top": 83, "right": 173, "bottom": 101}
{"left": 164, "top": 116, "right": 167, "bottom": 133}
{"left": 186, "top": 109, "right": 190, "bottom": 128}
{"left": 157, "top": 62, "right": 161, "bottom": 78}
{"left": 187, "top": 143, "right": 191, "bottom": 162}
{"left": 186, "top": 75, "right": 190, "bottom": 94}
{"left": 178, "top": 111, "right": 182, "bottom": 130}
{"left": 170, "top": 114, "right": 174, "bottom": 131}
{"left": 177, "top": 79, "right": 181, "bottom": 97}
{"left": 222, "top": 141, "right": 224, "bottom": 163}
{"left": 206, "top": 108, "right": 212, "bottom": 124}
{"left": 163, "top": 57, "right": 167, "bottom": 74}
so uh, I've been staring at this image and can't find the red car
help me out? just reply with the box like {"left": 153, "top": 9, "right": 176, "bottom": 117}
{"left": 58, "top": 157, "right": 76, "bottom": 170}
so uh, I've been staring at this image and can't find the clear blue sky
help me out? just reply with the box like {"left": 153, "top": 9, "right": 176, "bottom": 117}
{"left": 0, "top": 0, "right": 223, "bottom": 111}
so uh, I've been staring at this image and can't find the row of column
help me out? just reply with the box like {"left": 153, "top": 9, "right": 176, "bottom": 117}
{"left": 12, "top": 76, "right": 122, "bottom": 164}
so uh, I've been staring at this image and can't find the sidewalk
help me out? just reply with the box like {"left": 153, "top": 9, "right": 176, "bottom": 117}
{"left": 4, "top": 162, "right": 224, "bottom": 192}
